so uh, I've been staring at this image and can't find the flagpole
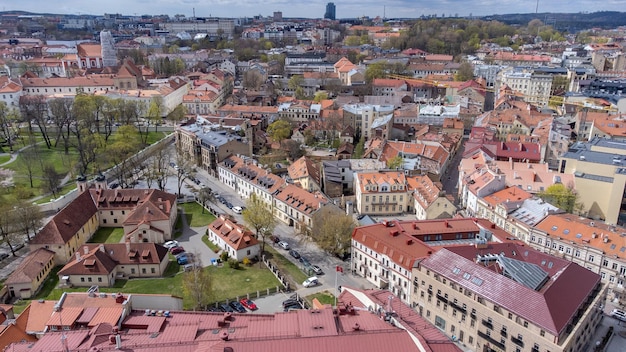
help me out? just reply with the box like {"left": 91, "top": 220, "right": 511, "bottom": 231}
{"left": 335, "top": 266, "right": 338, "bottom": 308}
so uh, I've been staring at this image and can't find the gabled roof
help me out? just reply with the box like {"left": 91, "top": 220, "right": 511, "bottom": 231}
{"left": 221, "top": 155, "right": 285, "bottom": 194}
{"left": 5, "top": 248, "right": 55, "bottom": 285}
{"left": 274, "top": 184, "right": 329, "bottom": 216}
{"left": 406, "top": 175, "right": 444, "bottom": 210}
{"left": 77, "top": 43, "right": 102, "bottom": 58}
{"left": 481, "top": 186, "right": 532, "bottom": 209}
{"left": 208, "top": 215, "right": 259, "bottom": 251}
{"left": 30, "top": 191, "right": 98, "bottom": 245}
{"left": 288, "top": 156, "right": 321, "bottom": 186}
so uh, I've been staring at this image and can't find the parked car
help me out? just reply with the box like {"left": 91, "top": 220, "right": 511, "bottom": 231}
{"left": 278, "top": 241, "right": 290, "bottom": 250}
{"left": 183, "top": 263, "right": 198, "bottom": 272}
{"left": 240, "top": 298, "right": 257, "bottom": 311}
{"left": 0, "top": 253, "right": 9, "bottom": 261}
{"left": 612, "top": 309, "right": 626, "bottom": 322}
{"left": 225, "top": 202, "right": 233, "bottom": 209}
{"left": 232, "top": 206, "right": 243, "bottom": 214}
{"left": 289, "top": 249, "right": 300, "bottom": 259}
{"left": 177, "top": 257, "right": 188, "bottom": 265}
{"left": 302, "top": 277, "right": 319, "bottom": 288}
{"left": 299, "top": 257, "right": 311, "bottom": 268}
{"left": 219, "top": 303, "right": 234, "bottom": 313}
{"left": 229, "top": 301, "right": 247, "bottom": 313}
{"left": 311, "top": 265, "right": 323, "bottom": 275}
{"left": 282, "top": 298, "right": 299, "bottom": 307}
{"left": 175, "top": 252, "right": 189, "bottom": 260}
{"left": 270, "top": 235, "right": 281, "bottom": 244}
{"left": 170, "top": 246, "right": 185, "bottom": 255}
{"left": 164, "top": 240, "right": 179, "bottom": 249}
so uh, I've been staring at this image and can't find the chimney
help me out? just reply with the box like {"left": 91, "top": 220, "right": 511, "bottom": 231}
{"left": 509, "top": 157, "right": 513, "bottom": 170}
{"left": 125, "top": 241, "right": 131, "bottom": 253}
{"left": 83, "top": 246, "right": 89, "bottom": 255}
{"left": 99, "top": 244, "right": 105, "bottom": 253}
{"left": 75, "top": 251, "right": 81, "bottom": 261}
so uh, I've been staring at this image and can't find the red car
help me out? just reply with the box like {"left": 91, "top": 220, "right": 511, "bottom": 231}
{"left": 240, "top": 298, "right": 258, "bottom": 311}
{"left": 170, "top": 246, "right": 185, "bottom": 255}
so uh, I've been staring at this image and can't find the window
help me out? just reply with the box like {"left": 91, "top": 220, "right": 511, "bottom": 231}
{"left": 98, "top": 277, "right": 102, "bottom": 282}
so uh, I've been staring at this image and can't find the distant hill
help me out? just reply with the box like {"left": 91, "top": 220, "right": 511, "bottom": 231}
{"left": 482, "top": 11, "right": 626, "bottom": 32}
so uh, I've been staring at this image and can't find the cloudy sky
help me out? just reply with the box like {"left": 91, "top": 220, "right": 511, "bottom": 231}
{"left": 0, "top": 0, "right": 625, "bottom": 19}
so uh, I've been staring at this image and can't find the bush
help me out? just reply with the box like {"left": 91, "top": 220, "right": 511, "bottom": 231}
{"left": 220, "top": 251, "right": 230, "bottom": 262}
{"left": 228, "top": 258, "right": 240, "bottom": 269}
{"left": 242, "top": 257, "right": 251, "bottom": 266}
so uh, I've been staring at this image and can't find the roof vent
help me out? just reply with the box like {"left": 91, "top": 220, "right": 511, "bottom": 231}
{"left": 352, "top": 323, "right": 361, "bottom": 331}
{"left": 220, "top": 331, "right": 229, "bottom": 341}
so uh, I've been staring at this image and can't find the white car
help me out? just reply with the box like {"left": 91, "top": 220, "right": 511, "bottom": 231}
{"left": 232, "top": 206, "right": 243, "bottom": 214}
{"left": 164, "top": 240, "right": 179, "bottom": 249}
{"left": 302, "top": 277, "right": 319, "bottom": 288}
{"left": 278, "top": 241, "right": 290, "bottom": 250}
{"left": 612, "top": 309, "right": 626, "bottom": 322}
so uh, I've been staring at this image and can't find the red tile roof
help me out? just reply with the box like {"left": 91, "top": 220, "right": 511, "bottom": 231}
{"left": 288, "top": 156, "right": 321, "bottom": 186}
{"left": 5, "top": 248, "right": 55, "bottom": 285}
{"left": 274, "top": 184, "right": 329, "bottom": 215}
{"left": 208, "top": 215, "right": 259, "bottom": 251}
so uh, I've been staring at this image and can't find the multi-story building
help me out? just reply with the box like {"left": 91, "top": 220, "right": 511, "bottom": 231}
{"left": 497, "top": 68, "right": 553, "bottom": 107}
{"left": 288, "top": 156, "right": 321, "bottom": 192}
{"left": 413, "top": 244, "right": 604, "bottom": 352}
{"left": 207, "top": 215, "right": 259, "bottom": 261}
{"left": 324, "top": 2, "right": 336, "bottom": 20}
{"left": 407, "top": 175, "right": 456, "bottom": 220}
{"left": 342, "top": 103, "right": 395, "bottom": 140}
{"left": 219, "top": 154, "right": 285, "bottom": 207}
{"left": 530, "top": 213, "right": 626, "bottom": 301}
{"left": 351, "top": 218, "right": 509, "bottom": 304}
{"left": 273, "top": 184, "right": 329, "bottom": 231}
{"left": 558, "top": 137, "right": 626, "bottom": 225}
{"left": 354, "top": 171, "right": 409, "bottom": 216}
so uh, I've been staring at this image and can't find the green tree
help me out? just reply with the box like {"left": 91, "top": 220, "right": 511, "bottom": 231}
{"left": 242, "top": 194, "right": 276, "bottom": 266}
{"left": 147, "top": 96, "right": 165, "bottom": 131}
{"left": 288, "top": 75, "right": 304, "bottom": 91}
{"left": 182, "top": 263, "right": 213, "bottom": 311}
{"left": 311, "top": 206, "right": 356, "bottom": 258}
{"left": 267, "top": 119, "right": 292, "bottom": 149}
{"left": 386, "top": 155, "right": 404, "bottom": 169}
{"left": 454, "top": 62, "right": 475, "bottom": 81}
{"left": 313, "top": 91, "right": 329, "bottom": 102}
{"left": 365, "top": 62, "right": 388, "bottom": 84}
{"left": 108, "top": 125, "right": 141, "bottom": 188}
{"left": 353, "top": 136, "right": 365, "bottom": 158}
{"left": 538, "top": 184, "right": 582, "bottom": 214}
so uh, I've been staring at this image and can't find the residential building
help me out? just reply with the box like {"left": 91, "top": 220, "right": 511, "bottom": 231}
{"left": 29, "top": 185, "right": 178, "bottom": 265}
{"left": 273, "top": 184, "right": 329, "bottom": 231}
{"left": 351, "top": 218, "right": 508, "bottom": 304}
{"left": 558, "top": 137, "right": 626, "bottom": 225}
{"left": 371, "top": 78, "right": 409, "bottom": 98}
{"left": 497, "top": 68, "right": 553, "bottom": 107}
{"left": 219, "top": 154, "right": 285, "bottom": 206}
{"left": 407, "top": 175, "right": 456, "bottom": 220}
{"left": 207, "top": 215, "right": 260, "bottom": 261}
{"left": 4, "top": 248, "right": 55, "bottom": 299}
{"left": 57, "top": 242, "right": 169, "bottom": 287}
{"left": 475, "top": 186, "right": 533, "bottom": 228}
{"left": 458, "top": 166, "right": 506, "bottom": 214}
{"left": 354, "top": 171, "right": 409, "bottom": 216}
{"left": 530, "top": 213, "right": 626, "bottom": 301}
{"left": 0, "top": 76, "right": 23, "bottom": 107}
{"left": 288, "top": 156, "right": 321, "bottom": 192}
{"left": 176, "top": 124, "right": 251, "bottom": 175}
{"left": 342, "top": 103, "right": 395, "bottom": 139}
{"left": 413, "top": 244, "right": 604, "bottom": 352}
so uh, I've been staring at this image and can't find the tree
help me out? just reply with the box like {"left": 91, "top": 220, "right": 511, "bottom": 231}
{"left": 267, "top": 119, "right": 292, "bottom": 149}
{"left": 20, "top": 135, "right": 40, "bottom": 188}
{"left": 19, "top": 95, "right": 52, "bottom": 148}
{"left": 173, "top": 141, "right": 194, "bottom": 197}
{"left": 242, "top": 194, "right": 276, "bottom": 266}
{"left": 167, "top": 104, "right": 187, "bottom": 125}
{"left": 181, "top": 259, "right": 213, "bottom": 311}
{"left": 41, "top": 164, "right": 62, "bottom": 197}
{"left": 197, "top": 187, "right": 213, "bottom": 214}
{"left": 283, "top": 140, "right": 305, "bottom": 161}
{"left": 108, "top": 125, "right": 141, "bottom": 188}
{"left": 0, "top": 102, "right": 19, "bottom": 152}
{"left": 48, "top": 97, "right": 74, "bottom": 153}
{"left": 311, "top": 206, "right": 356, "bottom": 258}
{"left": 538, "top": 183, "right": 582, "bottom": 214}
{"left": 12, "top": 200, "right": 43, "bottom": 241}
{"left": 313, "top": 91, "right": 329, "bottom": 102}
{"left": 386, "top": 155, "right": 404, "bottom": 169}
{"left": 147, "top": 96, "right": 165, "bottom": 132}
{"left": 0, "top": 204, "right": 22, "bottom": 257}
{"left": 242, "top": 70, "right": 264, "bottom": 90}
{"left": 287, "top": 75, "right": 304, "bottom": 92}
{"left": 365, "top": 62, "right": 389, "bottom": 84}
{"left": 454, "top": 62, "right": 474, "bottom": 81}
{"left": 353, "top": 136, "right": 366, "bottom": 158}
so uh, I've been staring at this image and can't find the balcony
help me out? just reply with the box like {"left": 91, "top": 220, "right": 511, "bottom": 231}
{"left": 481, "top": 319, "right": 493, "bottom": 330}
{"left": 436, "top": 293, "right": 448, "bottom": 304}
{"left": 470, "top": 312, "right": 477, "bottom": 320}
{"left": 511, "top": 336, "right": 524, "bottom": 348}
{"left": 500, "top": 329, "right": 507, "bottom": 338}
{"left": 450, "top": 301, "right": 466, "bottom": 314}
{"left": 477, "top": 330, "right": 505, "bottom": 350}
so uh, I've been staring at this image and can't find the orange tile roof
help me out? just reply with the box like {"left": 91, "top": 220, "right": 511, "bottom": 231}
{"left": 372, "top": 78, "right": 405, "bottom": 87}
{"left": 208, "top": 215, "right": 259, "bottom": 251}
{"left": 46, "top": 307, "right": 84, "bottom": 327}
{"left": 274, "top": 184, "right": 329, "bottom": 215}
{"left": 356, "top": 171, "right": 406, "bottom": 194}
{"left": 77, "top": 43, "right": 102, "bottom": 58}
{"left": 482, "top": 186, "right": 532, "bottom": 208}
{"left": 406, "top": 175, "right": 442, "bottom": 209}
{"left": 0, "top": 323, "right": 36, "bottom": 351}
{"left": 288, "top": 156, "right": 321, "bottom": 186}
{"left": 5, "top": 248, "right": 55, "bottom": 285}
{"left": 221, "top": 155, "right": 285, "bottom": 194}
{"left": 535, "top": 213, "right": 626, "bottom": 259}
{"left": 25, "top": 300, "right": 57, "bottom": 333}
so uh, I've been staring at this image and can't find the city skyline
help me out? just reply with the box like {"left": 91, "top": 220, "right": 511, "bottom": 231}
{"left": 1, "top": 0, "right": 625, "bottom": 20}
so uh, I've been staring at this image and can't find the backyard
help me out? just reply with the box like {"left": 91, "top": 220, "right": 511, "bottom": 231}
{"left": 180, "top": 202, "right": 216, "bottom": 227}
{"left": 88, "top": 227, "right": 125, "bottom": 244}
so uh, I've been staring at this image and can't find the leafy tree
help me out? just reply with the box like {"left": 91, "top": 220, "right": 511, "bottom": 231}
{"left": 182, "top": 261, "right": 213, "bottom": 311}
{"left": 386, "top": 155, "right": 404, "bottom": 169}
{"left": 147, "top": 96, "right": 165, "bottom": 131}
{"left": 538, "top": 184, "right": 582, "bottom": 214}
{"left": 313, "top": 91, "right": 329, "bottom": 102}
{"left": 454, "top": 62, "right": 475, "bottom": 81}
{"left": 108, "top": 125, "right": 141, "bottom": 188}
{"left": 242, "top": 193, "right": 276, "bottom": 266}
{"left": 0, "top": 102, "right": 19, "bottom": 152}
{"left": 167, "top": 104, "right": 187, "bottom": 125}
{"left": 267, "top": 119, "right": 292, "bottom": 149}
{"left": 311, "top": 206, "right": 356, "bottom": 258}
{"left": 365, "top": 62, "right": 388, "bottom": 84}
{"left": 287, "top": 75, "right": 304, "bottom": 91}
{"left": 353, "top": 136, "right": 366, "bottom": 158}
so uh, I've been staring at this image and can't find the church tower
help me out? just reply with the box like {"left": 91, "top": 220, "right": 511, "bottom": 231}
{"left": 100, "top": 30, "right": 117, "bottom": 67}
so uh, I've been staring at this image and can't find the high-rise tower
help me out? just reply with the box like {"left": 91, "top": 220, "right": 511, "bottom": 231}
{"left": 324, "top": 2, "right": 336, "bottom": 20}
{"left": 100, "top": 30, "right": 117, "bottom": 67}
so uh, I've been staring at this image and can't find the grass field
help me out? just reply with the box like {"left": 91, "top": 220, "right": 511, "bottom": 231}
{"left": 264, "top": 245, "right": 308, "bottom": 284}
{"left": 0, "top": 155, "right": 11, "bottom": 164}
{"left": 306, "top": 291, "right": 335, "bottom": 306}
{"left": 89, "top": 227, "right": 125, "bottom": 244}
{"left": 201, "top": 234, "right": 220, "bottom": 253}
{"left": 181, "top": 202, "right": 216, "bottom": 227}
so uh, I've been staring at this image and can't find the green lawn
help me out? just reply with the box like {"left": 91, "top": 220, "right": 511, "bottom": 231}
{"left": 306, "top": 291, "right": 335, "bottom": 306}
{"left": 0, "top": 154, "right": 11, "bottom": 164}
{"left": 37, "top": 261, "right": 279, "bottom": 309}
{"left": 201, "top": 234, "right": 220, "bottom": 253}
{"left": 89, "top": 227, "right": 125, "bottom": 244}
{"left": 181, "top": 202, "right": 216, "bottom": 227}
{"left": 264, "top": 245, "right": 308, "bottom": 284}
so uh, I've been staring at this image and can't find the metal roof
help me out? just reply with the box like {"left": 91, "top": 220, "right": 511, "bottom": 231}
{"left": 498, "top": 256, "right": 549, "bottom": 291}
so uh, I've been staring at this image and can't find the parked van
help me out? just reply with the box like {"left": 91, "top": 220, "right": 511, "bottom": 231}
{"left": 611, "top": 309, "right": 626, "bottom": 322}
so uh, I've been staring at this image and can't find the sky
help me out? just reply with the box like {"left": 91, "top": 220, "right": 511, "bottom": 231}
{"left": 0, "top": 0, "right": 625, "bottom": 19}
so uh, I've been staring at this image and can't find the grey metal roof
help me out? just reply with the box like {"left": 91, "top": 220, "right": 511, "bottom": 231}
{"left": 509, "top": 198, "right": 560, "bottom": 226}
{"left": 198, "top": 130, "right": 242, "bottom": 147}
{"left": 498, "top": 256, "right": 549, "bottom": 291}
{"left": 562, "top": 138, "right": 626, "bottom": 166}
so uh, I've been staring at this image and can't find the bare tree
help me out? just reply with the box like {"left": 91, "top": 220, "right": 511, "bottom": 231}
{"left": 145, "top": 142, "right": 170, "bottom": 191}
{"left": 0, "top": 205, "right": 21, "bottom": 257}
{"left": 173, "top": 142, "right": 194, "bottom": 197}
{"left": 12, "top": 200, "right": 43, "bottom": 241}
{"left": 41, "top": 163, "right": 62, "bottom": 197}
{"left": 197, "top": 187, "right": 213, "bottom": 214}
{"left": 48, "top": 97, "right": 74, "bottom": 154}
{"left": 19, "top": 95, "right": 52, "bottom": 148}
{"left": 181, "top": 255, "right": 213, "bottom": 311}
{"left": 20, "top": 135, "right": 40, "bottom": 188}
{"left": 0, "top": 102, "right": 20, "bottom": 152}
